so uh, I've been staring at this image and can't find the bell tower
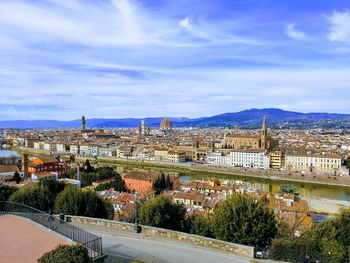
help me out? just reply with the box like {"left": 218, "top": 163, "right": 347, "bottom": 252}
{"left": 261, "top": 116, "right": 267, "bottom": 149}
{"left": 81, "top": 115, "right": 86, "bottom": 130}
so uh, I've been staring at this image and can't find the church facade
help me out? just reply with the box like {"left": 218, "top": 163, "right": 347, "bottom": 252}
{"left": 221, "top": 117, "right": 274, "bottom": 150}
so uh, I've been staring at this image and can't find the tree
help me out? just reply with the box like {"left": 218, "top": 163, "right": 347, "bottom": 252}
{"left": 271, "top": 207, "right": 350, "bottom": 262}
{"left": 138, "top": 196, "right": 186, "bottom": 231}
{"left": 0, "top": 185, "right": 17, "bottom": 201}
{"left": 12, "top": 171, "right": 21, "bottom": 184}
{"left": 160, "top": 173, "right": 166, "bottom": 190}
{"left": 185, "top": 214, "right": 213, "bottom": 237}
{"left": 96, "top": 166, "right": 117, "bottom": 180}
{"left": 80, "top": 172, "right": 97, "bottom": 187}
{"left": 54, "top": 186, "right": 113, "bottom": 219}
{"left": 165, "top": 175, "right": 171, "bottom": 190}
{"left": 280, "top": 184, "right": 298, "bottom": 195}
{"left": 346, "top": 155, "right": 350, "bottom": 170}
{"left": 9, "top": 186, "right": 53, "bottom": 211}
{"left": 211, "top": 194, "right": 277, "bottom": 247}
{"left": 84, "top": 159, "right": 94, "bottom": 173}
{"left": 152, "top": 177, "right": 161, "bottom": 192}
{"left": 110, "top": 174, "right": 125, "bottom": 192}
{"left": 270, "top": 236, "right": 344, "bottom": 263}
{"left": 39, "top": 178, "right": 66, "bottom": 197}
{"left": 95, "top": 182, "right": 110, "bottom": 191}
{"left": 38, "top": 245, "right": 91, "bottom": 263}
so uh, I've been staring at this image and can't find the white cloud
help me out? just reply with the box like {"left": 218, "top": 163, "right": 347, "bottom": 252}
{"left": 284, "top": 24, "right": 307, "bottom": 40}
{"left": 179, "top": 16, "right": 191, "bottom": 30}
{"left": 327, "top": 10, "right": 350, "bottom": 44}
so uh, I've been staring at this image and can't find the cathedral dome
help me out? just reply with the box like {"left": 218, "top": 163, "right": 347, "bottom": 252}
{"left": 160, "top": 117, "right": 172, "bottom": 130}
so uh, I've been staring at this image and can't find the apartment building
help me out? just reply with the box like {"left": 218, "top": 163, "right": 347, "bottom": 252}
{"left": 208, "top": 149, "right": 270, "bottom": 169}
{"left": 285, "top": 152, "right": 342, "bottom": 175}
{"left": 269, "top": 151, "right": 285, "bottom": 169}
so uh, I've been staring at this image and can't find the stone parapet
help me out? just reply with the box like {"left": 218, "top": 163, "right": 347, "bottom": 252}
{"left": 69, "top": 216, "right": 255, "bottom": 259}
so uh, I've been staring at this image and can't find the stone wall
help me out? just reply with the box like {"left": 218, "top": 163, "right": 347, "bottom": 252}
{"left": 69, "top": 216, "right": 255, "bottom": 258}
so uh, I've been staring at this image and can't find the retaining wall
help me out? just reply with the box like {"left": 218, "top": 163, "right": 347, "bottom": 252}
{"left": 69, "top": 216, "right": 255, "bottom": 259}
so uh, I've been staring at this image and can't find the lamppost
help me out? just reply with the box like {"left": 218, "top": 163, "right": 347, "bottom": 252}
{"left": 134, "top": 192, "right": 139, "bottom": 233}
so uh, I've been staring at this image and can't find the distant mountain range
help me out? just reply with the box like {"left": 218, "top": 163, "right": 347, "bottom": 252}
{"left": 1, "top": 108, "right": 350, "bottom": 129}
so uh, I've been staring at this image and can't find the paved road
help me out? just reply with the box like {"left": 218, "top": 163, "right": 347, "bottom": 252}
{"left": 74, "top": 223, "right": 250, "bottom": 263}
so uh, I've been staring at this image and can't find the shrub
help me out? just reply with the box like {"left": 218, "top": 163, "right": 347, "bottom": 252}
{"left": 38, "top": 244, "right": 90, "bottom": 263}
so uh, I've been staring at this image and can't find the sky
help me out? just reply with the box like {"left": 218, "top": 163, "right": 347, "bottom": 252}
{"left": 1, "top": 0, "right": 350, "bottom": 120}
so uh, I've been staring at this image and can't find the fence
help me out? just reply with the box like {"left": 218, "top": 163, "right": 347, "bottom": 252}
{"left": 0, "top": 201, "right": 103, "bottom": 259}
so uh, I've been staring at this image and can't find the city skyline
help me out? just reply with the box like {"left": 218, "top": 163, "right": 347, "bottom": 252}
{"left": 1, "top": 0, "right": 350, "bottom": 120}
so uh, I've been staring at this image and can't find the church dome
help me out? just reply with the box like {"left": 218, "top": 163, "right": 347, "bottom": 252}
{"left": 160, "top": 117, "right": 172, "bottom": 130}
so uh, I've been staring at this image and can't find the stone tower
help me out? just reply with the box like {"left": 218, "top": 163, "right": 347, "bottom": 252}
{"left": 261, "top": 116, "right": 267, "bottom": 149}
{"left": 22, "top": 153, "right": 29, "bottom": 178}
{"left": 81, "top": 115, "right": 86, "bottom": 130}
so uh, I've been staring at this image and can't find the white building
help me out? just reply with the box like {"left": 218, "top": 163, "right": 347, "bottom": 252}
{"left": 43, "top": 142, "right": 56, "bottom": 152}
{"left": 98, "top": 147, "right": 114, "bottom": 158}
{"left": 208, "top": 149, "right": 270, "bottom": 170}
{"left": 34, "top": 142, "right": 43, "bottom": 150}
{"left": 70, "top": 144, "right": 79, "bottom": 155}
{"left": 79, "top": 145, "right": 99, "bottom": 158}
{"left": 56, "top": 143, "right": 66, "bottom": 153}
{"left": 285, "top": 152, "right": 342, "bottom": 175}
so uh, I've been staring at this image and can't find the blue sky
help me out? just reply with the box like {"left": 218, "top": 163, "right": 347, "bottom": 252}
{"left": 1, "top": 0, "right": 350, "bottom": 120}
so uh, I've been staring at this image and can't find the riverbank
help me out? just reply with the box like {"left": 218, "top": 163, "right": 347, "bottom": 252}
{"left": 87, "top": 157, "right": 350, "bottom": 189}
{"left": 14, "top": 147, "right": 350, "bottom": 188}
{"left": 13, "top": 148, "right": 350, "bottom": 214}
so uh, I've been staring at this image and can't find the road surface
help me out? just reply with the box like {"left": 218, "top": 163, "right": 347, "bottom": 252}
{"left": 74, "top": 222, "right": 250, "bottom": 263}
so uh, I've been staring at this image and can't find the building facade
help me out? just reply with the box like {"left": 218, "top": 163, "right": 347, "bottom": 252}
{"left": 285, "top": 152, "right": 342, "bottom": 175}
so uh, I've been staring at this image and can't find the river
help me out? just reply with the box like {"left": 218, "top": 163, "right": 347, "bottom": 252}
{"left": 112, "top": 163, "right": 350, "bottom": 214}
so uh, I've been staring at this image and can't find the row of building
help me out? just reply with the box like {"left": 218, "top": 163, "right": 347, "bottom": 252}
{"left": 208, "top": 149, "right": 343, "bottom": 175}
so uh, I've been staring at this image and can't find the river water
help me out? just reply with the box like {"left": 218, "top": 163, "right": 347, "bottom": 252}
{"left": 114, "top": 163, "right": 350, "bottom": 214}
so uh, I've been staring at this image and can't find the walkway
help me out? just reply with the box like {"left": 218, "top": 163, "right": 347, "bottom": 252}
{"left": 74, "top": 222, "right": 250, "bottom": 263}
{"left": 0, "top": 215, "right": 70, "bottom": 263}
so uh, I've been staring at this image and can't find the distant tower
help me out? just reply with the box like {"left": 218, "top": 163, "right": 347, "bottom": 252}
{"left": 81, "top": 115, "right": 86, "bottom": 130}
{"left": 22, "top": 154, "right": 29, "bottom": 178}
{"left": 140, "top": 120, "right": 146, "bottom": 136}
{"left": 261, "top": 116, "right": 267, "bottom": 149}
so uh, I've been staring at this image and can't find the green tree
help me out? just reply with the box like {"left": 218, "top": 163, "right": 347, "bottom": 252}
{"left": 39, "top": 178, "right": 66, "bottom": 197}
{"left": 346, "top": 155, "right": 350, "bottom": 170}
{"left": 38, "top": 245, "right": 91, "bottom": 263}
{"left": 0, "top": 185, "right": 17, "bottom": 201}
{"left": 336, "top": 207, "right": 350, "bottom": 251}
{"left": 9, "top": 186, "right": 53, "bottom": 211}
{"left": 62, "top": 168, "right": 77, "bottom": 179}
{"left": 54, "top": 187, "right": 113, "bottom": 219}
{"left": 96, "top": 166, "right": 117, "bottom": 180}
{"left": 84, "top": 159, "right": 94, "bottom": 173}
{"left": 139, "top": 196, "right": 186, "bottom": 231}
{"left": 95, "top": 182, "right": 110, "bottom": 191}
{"left": 211, "top": 194, "right": 277, "bottom": 247}
{"left": 165, "top": 175, "right": 171, "bottom": 190}
{"left": 185, "top": 214, "right": 213, "bottom": 237}
{"left": 12, "top": 171, "right": 21, "bottom": 184}
{"left": 270, "top": 236, "right": 345, "bottom": 263}
{"left": 152, "top": 177, "right": 161, "bottom": 192}
{"left": 280, "top": 184, "right": 298, "bottom": 195}
{"left": 110, "top": 174, "right": 125, "bottom": 192}
{"left": 80, "top": 172, "right": 97, "bottom": 187}
{"left": 160, "top": 173, "right": 166, "bottom": 190}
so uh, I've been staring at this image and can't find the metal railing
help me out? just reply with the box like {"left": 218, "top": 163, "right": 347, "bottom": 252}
{"left": 0, "top": 201, "right": 103, "bottom": 259}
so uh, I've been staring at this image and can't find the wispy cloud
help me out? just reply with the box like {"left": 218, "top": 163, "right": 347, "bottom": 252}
{"left": 327, "top": 10, "right": 350, "bottom": 44}
{"left": 1, "top": 1, "right": 350, "bottom": 120}
{"left": 284, "top": 24, "right": 307, "bottom": 40}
